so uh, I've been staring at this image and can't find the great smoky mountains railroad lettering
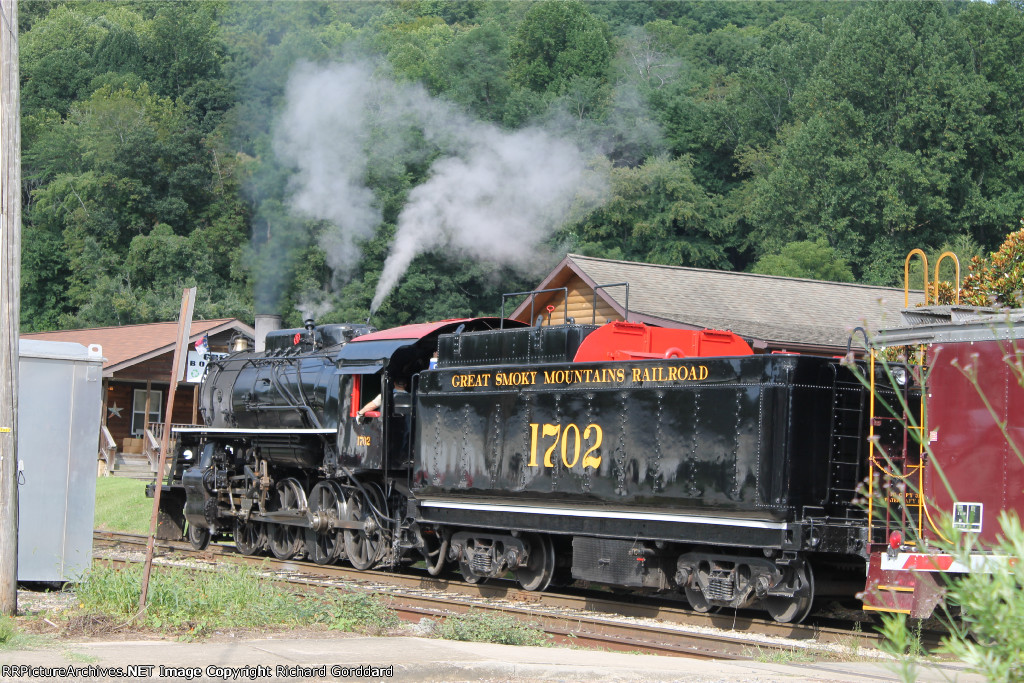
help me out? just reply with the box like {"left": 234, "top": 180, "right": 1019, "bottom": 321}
{"left": 450, "top": 364, "right": 710, "bottom": 389}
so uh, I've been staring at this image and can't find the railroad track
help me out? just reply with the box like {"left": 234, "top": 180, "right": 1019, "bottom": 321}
{"left": 92, "top": 530, "right": 912, "bottom": 660}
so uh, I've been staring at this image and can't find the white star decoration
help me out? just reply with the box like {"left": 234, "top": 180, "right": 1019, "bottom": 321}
{"left": 108, "top": 403, "right": 123, "bottom": 419}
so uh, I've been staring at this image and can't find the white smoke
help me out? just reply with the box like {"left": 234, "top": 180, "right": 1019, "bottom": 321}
{"left": 372, "top": 125, "right": 602, "bottom": 311}
{"left": 275, "top": 59, "right": 607, "bottom": 313}
{"left": 274, "top": 61, "right": 383, "bottom": 277}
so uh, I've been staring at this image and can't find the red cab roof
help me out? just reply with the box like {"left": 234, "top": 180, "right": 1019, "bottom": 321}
{"left": 350, "top": 319, "right": 477, "bottom": 343}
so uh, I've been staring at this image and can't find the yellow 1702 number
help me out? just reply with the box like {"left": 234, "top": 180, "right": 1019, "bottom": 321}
{"left": 528, "top": 423, "right": 603, "bottom": 469}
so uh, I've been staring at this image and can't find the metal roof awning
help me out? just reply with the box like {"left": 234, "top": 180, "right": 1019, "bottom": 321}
{"left": 336, "top": 339, "right": 415, "bottom": 365}
{"left": 334, "top": 363, "right": 384, "bottom": 375}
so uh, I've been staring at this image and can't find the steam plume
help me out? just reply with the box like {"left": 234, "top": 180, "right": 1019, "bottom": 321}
{"left": 274, "top": 59, "right": 607, "bottom": 315}
{"left": 372, "top": 125, "right": 602, "bottom": 312}
{"left": 274, "top": 61, "right": 383, "bottom": 277}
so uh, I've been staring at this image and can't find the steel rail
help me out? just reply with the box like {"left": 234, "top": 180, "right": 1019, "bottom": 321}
{"left": 91, "top": 531, "right": 934, "bottom": 657}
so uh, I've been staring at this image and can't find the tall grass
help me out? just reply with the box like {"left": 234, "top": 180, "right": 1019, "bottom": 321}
{"left": 77, "top": 564, "right": 396, "bottom": 636}
{"left": 93, "top": 478, "right": 152, "bottom": 534}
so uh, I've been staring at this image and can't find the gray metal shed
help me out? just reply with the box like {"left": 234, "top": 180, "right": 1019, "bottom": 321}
{"left": 17, "top": 340, "right": 104, "bottom": 582}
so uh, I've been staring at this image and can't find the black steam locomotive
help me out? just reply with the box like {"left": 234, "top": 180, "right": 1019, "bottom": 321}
{"left": 150, "top": 314, "right": 912, "bottom": 624}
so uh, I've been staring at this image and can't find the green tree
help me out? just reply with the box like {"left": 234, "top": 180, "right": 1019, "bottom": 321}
{"left": 508, "top": 0, "right": 613, "bottom": 95}
{"left": 379, "top": 15, "right": 456, "bottom": 92}
{"left": 20, "top": 4, "right": 106, "bottom": 115}
{"left": 750, "top": 239, "right": 855, "bottom": 282}
{"left": 439, "top": 20, "right": 511, "bottom": 121}
{"left": 953, "top": 1, "right": 1024, "bottom": 249}
{"left": 744, "top": 1, "right": 994, "bottom": 284}
{"left": 568, "top": 155, "right": 727, "bottom": 268}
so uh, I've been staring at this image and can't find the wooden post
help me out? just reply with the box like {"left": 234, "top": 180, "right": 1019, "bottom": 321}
{"left": 0, "top": 0, "right": 21, "bottom": 617}
{"left": 143, "top": 380, "right": 152, "bottom": 436}
{"left": 192, "top": 384, "right": 199, "bottom": 425}
{"left": 139, "top": 288, "right": 195, "bottom": 611}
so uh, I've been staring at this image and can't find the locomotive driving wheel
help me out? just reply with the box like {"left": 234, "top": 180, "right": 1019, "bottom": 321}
{"left": 234, "top": 518, "right": 265, "bottom": 556}
{"left": 343, "top": 483, "right": 386, "bottom": 570}
{"left": 763, "top": 561, "right": 815, "bottom": 624}
{"left": 268, "top": 478, "right": 306, "bottom": 560}
{"left": 305, "top": 480, "right": 346, "bottom": 565}
{"left": 515, "top": 534, "right": 555, "bottom": 591}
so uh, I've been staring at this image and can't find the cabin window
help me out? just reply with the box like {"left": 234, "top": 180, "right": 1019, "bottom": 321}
{"left": 131, "top": 388, "right": 162, "bottom": 437}
{"left": 347, "top": 372, "right": 384, "bottom": 417}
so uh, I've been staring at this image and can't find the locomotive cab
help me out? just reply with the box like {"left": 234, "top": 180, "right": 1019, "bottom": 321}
{"left": 338, "top": 318, "right": 532, "bottom": 467}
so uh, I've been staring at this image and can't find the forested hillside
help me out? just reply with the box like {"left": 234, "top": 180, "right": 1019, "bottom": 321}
{"left": 18, "top": 0, "right": 1024, "bottom": 331}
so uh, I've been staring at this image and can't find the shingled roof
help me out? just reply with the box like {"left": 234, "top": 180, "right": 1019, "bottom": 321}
{"left": 21, "top": 318, "right": 254, "bottom": 376}
{"left": 514, "top": 254, "right": 916, "bottom": 353}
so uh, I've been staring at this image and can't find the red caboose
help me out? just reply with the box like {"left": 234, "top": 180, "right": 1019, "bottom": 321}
{"left": 863, "top": 307, "right": 1024, "bottom": 617}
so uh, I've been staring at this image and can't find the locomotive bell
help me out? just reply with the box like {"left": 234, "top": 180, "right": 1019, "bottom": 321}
{"left": 232, "top": 337, "right": 249, "bottom": 352}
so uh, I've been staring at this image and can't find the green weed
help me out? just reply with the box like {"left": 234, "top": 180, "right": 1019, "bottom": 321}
{"left": 62, "top": 651, "right": 98, "bottom": 663}
{"left": 321, "top": 591, "right": 398, "bottom": 634}
{"left": 76, "top": 563, "right": 396, "bottom": 637}
{"left": 0, "top": 616, "right": 49, "bottom": 651}
{"left": 437, "top": 611, "right": 548, "bottom": 646}
{"left": 0, "top": 616, "right": 16, "bottom": 644}
{"left": 745, "top": 644, "right": 818, "bottom": 663}
{"left": 877, "top": 613, "right": 924, "bottom": 683}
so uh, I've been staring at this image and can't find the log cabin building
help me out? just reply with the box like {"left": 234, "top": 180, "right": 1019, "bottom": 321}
{"left": 22, "top": 318, "right": 254, "bottom": 476}
{"left": 513, "top": 254, "right": 913, "bottom": 356}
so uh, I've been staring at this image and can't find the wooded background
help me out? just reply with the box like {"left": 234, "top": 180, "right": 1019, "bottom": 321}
{"left": 17, "top": 1, "right": 1024, "bottom": 331}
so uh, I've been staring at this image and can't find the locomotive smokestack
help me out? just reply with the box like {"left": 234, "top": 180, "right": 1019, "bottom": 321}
{"left": 254, "top": 314, "right": 282, "bottom": 353}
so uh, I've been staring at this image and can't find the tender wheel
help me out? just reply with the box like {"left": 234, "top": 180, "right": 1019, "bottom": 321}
{"left": 763, "top": 562, "right": 815, "bottom": 624}
{"left": 458, "top": 555, "right": 484, "bottom": 584}
{"left": 268, "top": 478, "right": 306, "bottom": 560}
{"left": 305, "top": 481, "right": 346, "bottom": 565}
{"left": 684, "top": 585, "right": 713, "bottom": 613}
{"left": 234, "top": 518, "right": 264, "bottom": 556}
{"left": 516, "top": 534, "right": 555, "bottom": 591}
{"left": 343, "top": 484, "right": 385, "bottom": 570}
{"left": 187, "top": 523, "right": 211, "bottom": 551}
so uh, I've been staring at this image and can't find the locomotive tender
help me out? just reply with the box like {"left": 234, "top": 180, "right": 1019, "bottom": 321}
{"left": 151, "top": 311, "right": 914, "bottom": 624}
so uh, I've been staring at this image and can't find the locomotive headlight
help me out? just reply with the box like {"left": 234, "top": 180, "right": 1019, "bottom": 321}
{"left": 182, "top": 449, "right": 194, "bottom": 461}
{"left": 891, "top": 367, "right": 907, "bottom": 387}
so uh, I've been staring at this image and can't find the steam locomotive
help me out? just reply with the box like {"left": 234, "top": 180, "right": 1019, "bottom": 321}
{"left": 150, "top": 308, "right": 946, "bottom": 625}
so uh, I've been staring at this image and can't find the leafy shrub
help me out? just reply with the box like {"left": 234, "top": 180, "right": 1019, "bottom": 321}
{"left": 438, "top": 611, "right": 548, "bottom": 646}
{"left": 321, "top": 591, "right": 398, "bottom": 634}
{"left": 939, "top": 513, "right": 1024, "bottom": 682}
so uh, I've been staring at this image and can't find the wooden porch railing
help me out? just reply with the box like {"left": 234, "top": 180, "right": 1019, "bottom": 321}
{"left": 143, "top": 422, "right": 192, "bottom": 473}
{"left": 99, "top": 425, "right": 117, "bottom": 474}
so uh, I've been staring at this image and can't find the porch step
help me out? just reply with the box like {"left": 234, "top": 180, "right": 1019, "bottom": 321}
{"left": 109, "top": 453, "right": 156, "bottom": 480}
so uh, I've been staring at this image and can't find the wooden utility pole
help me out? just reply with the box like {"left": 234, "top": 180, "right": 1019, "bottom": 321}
{"left": 139, "top": 287, "right": 194, "bottom": 611}
{"left": 0, "top": 0, "right": 21, "bottom": 617}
